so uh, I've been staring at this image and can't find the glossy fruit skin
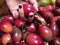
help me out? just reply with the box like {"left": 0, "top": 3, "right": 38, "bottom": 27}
{"left": 39, "top": 5, "right": 56, "bottom": 15}
{"left": 15, "top": 19, "right": 26, "bottom": 27}
{"left": 39, "top": 25, "right": 53, "bottom": 41}
{"left": 1, "top": 21, "right": 13, "bottom": 33}
{"left": 23, "top": 4, "right": 35, "bottom": 22}
{"left": 38, "top": 0, "right": 50, "bottom": 6}
{"left": 26, "top": 33, "right": 44, "bottom": 45}
{"left": 12, "top": 27, "right": 22, "bottom": 43}
{"left": 50, "top": 22, "right": 59, "bottom": 38}
{"left": 2, "top": 34, "right": 11, "bottom": 45}
{"left": 45, "top": 5, "right": 56, "bottom": 12}
{"left": 4, "top": 15, "right": 14, "bottom": 24}
{"left": 26, "top": 23, "right": 36, "bottom": 33}
{"left": 43, "top": 12, "right": 54, "bottom": 21}
{"left": 23, "top": 4, "right": 35, "bottom": 17}
{"left": 39, "top": 7, "right": 47, "bottom": 15}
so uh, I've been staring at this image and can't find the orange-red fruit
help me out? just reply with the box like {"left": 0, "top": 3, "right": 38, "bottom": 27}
{"left": 2, "top": 34, "right": 11, "bottom": 45}
{"left": 1, "top": 21, "right": 13, "bottom": 33}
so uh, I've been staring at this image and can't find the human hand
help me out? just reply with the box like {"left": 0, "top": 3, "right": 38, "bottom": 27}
{"left": 6, "top": 0, "right": 38, "bottom": 20}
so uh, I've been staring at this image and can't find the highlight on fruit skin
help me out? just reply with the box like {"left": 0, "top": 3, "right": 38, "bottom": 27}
{"left": 26, "top": 23, "right": 36, "bottom": 33}
{"left": 39, "top": 25, "right": 53, "bottom": 41}
{"left": 4, "top": 15, "right": 14, "bottom": 24}
{"left": 2, "top": 34, "right": 11, "bottom": 45}
{"left": 0, "top": 0, "right": 60, "bottom": 45}
{"left": 0, "top": 21, "right": 13, "bottom": 33}
{"left": 26, "top": 33, "right": 44, "bottom": 45}
{"left": 11, "top": 26, "right": 22, "bottom": 43}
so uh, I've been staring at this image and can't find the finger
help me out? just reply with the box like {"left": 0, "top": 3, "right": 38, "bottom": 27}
{"left": 35, "top": 15, "right": 47, "bottom": 25}
{"left": 29, "top": 0, "right": 38, "bottom": 11}
{"left": 11, "top": 10, "right": 19, "bottom": 19}
{"left": 18, "top": 4, "right": 26, "bottom": 20}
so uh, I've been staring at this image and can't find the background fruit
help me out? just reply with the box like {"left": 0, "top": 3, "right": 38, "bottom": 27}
{"left": 50, "top": 22, "right": 59, "bottom": 38}
{"left": 38, "top": 0, "right": 50, "bottom": 6}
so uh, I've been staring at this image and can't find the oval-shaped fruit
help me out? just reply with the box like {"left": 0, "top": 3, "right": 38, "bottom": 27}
{"left": 50, "top": 22, "right": 59, "bottom": 38}
{"left": 11, "top": 26, "right": 22, "bottom": 43}
{"left": 39, "top": 25, "right": 53, "bottom": 41}
{"left": 38, "top": 0, "right": 50, "bottom": 6}
{"left": 23, "top": 4, "right": 35, "bottom": 16}
{"left": 26, "top": 33, "right": 44, "bottom": 45}
{"left": 1, "top": 21, "right": 13, "bottom": 33}
{"left": 44, "top": 12, "right": 54, "bottom": 21}
{"left": 26, "top": 23, "right": 36, "bottom": 33}
{"left": 39, "top": 7, "right": 47, "bottom": 15}
{"left": 4, "top": 15, "right": 14, "bottom": 24}
{"left": 15, "top": 19, "right": 26, "bottom": 27}
{"left": 45, "top": 5, "right": 56, "bottom": 12}
{"left": 2, "top": 34, "right": 11, "bottom": 45}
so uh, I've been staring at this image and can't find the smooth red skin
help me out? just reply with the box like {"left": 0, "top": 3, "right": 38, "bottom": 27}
{"left": 50, "top": 22, "right": 59, "bottom": 38}
{"left": 45, "top": 5, "right": 55, "bottom": 12}
{"left": 12, "top": 27, "right": 22, "bottom": 43}
{"left": 19, "top": 41, "right": 27, "bottom": 45}
{"left": 39, "top": 5, "right": 56, "bottom": 15}
{"left": 26, "top": 33, "right": 44, "bottom": 45}
{"left": 1, "top": 21, "right": 13, "bottom": 33}
{"left": 56, "top": 0, "right": 60, "bottom": 7}
{"left": 39, "top": 7, "right": 47, "bottom": 15}
{"left": 51, "top": 16, "right": 60, "bottom": 22}
{"left": 4, "top": 15, "right": 14, "bottom": 24}
{"left": 2, "top": 34, "right": 11, "bottom": 45}
{"left": 12, "top": 33, "right": 22, "bottom": 42}
{"left": 15, "top": 19, "right": 26, "bottom": 27}
{"left": 39, "top": 25, "right": 53, "bottom": 41}
{"left": 44, "top": 12, "right": 54, "bottom": 21}
{"left": 26, "top": 23, "right": 36, "bottom": 33}
{"left": 23, "top": 4, "right": 35, "bottom": 17}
